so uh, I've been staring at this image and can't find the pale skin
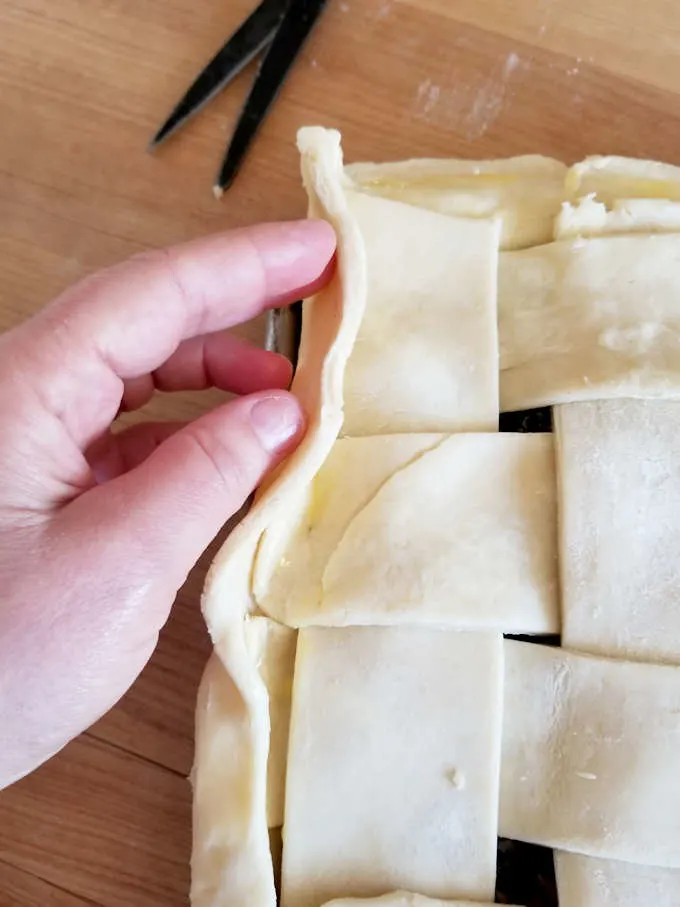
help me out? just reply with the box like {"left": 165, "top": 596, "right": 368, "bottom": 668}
{"left": 0, "top": 219, "right": 336, "bottom": 789}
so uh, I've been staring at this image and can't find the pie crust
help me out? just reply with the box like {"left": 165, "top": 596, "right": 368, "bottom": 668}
{"left": 190, "top": 128, "right": 680, "bottom": 907}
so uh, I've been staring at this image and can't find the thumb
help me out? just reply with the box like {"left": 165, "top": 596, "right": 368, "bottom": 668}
{"left": 55, "top": 389, "right": 304, "bottom": 626}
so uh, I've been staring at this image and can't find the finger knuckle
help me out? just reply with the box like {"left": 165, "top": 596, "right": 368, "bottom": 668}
{"left": 185, "top": 427, "right": 257, "bottom": 507}
{"left": 132, "top": 247, "right": 194, "bottom": 314}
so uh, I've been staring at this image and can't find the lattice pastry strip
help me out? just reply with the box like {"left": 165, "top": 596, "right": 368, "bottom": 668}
{"left": 554, "top": 398, "right": 680, "bottom": 905}
{"left": 273, "top": 130, "right": 509, "bottom": 907}
{"left": 282, "top": 628, "right": 504, "bottom": 907}
{"left": 321, "top": 895, "right": 516, "bottom": 907}
{"left": 345, "top": 153, "right": 567, "bottom": 250}
{"left": 253, "top": 433, "right": 558, "bottom": 632}
{"left": 565, "top": 155, "right": 680, "bottom": 206}
{"left": 555, "top": 399, "right": 680, "bottom": 663}
{"left": 554, "top": 853, "right": 680, "bottom": 906}
{"left": 551, "top": 188, "right": 680, "bottom": 903}
{"left": 499, "top": 233, "right": 680, "bottom": 411}
{"left": 339, "top": 190, "right": 500, "bottom": 436}
{"left": 500, "top": 639, "right": 680, "bottom": 866}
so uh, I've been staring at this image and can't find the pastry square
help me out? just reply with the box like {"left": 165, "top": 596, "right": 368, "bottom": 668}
{"left": 282, "top": 627, "right": 503, "bottom": 907}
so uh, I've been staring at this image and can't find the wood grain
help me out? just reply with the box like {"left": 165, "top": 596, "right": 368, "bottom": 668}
{"left": 0, "top": 862, "right": 96, "bottom": 907}
{"left": 0, "top": 736, "right": 191, "bottom": 906}
{"left": 2, "top": 0, "right": 680, "bottom": 903}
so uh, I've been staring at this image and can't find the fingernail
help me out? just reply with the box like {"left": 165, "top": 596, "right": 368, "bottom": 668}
{"left": 250, "top": 395, "right": 303, "bottom": 453}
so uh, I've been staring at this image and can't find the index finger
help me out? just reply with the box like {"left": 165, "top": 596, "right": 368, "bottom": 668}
{"left": 6, "top": 220, "right": 335, "bottom": 449}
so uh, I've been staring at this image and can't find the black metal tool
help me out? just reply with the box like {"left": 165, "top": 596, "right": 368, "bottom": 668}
{"left": 150, "top": 0, "right": 329, "bottom": 196}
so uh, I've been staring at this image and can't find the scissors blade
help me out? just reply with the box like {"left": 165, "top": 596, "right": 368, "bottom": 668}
{"left": 149, "top": 0, "right": 287, "bottom": 149}
{"left": 214, "top": 0, "right": 329, "bottom": 195}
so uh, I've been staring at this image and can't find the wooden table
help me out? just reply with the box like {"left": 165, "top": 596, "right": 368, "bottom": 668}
{"left": 2, "top": 0, "right": 680, "bottom": 904}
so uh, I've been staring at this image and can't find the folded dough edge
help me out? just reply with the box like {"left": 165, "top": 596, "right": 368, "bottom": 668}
{"left": 191, "top": 127, "right": 368, "bottom": 907}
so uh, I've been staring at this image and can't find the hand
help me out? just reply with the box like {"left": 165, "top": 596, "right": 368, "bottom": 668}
{"left": 0, "top": 220, "right": 336, "bottom": 789}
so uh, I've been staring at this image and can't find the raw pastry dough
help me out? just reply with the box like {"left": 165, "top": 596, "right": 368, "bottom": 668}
{"left": 556, "top": 196, "right": 680, "bottom": 238}
{"left": 254, "top": 433, "right": 444, "bottom": 621}
{"left": 555, "top": 852, "right": 680, "bottom": 907}
{"left": 340, "top": 191, "right": 500, "bottom": 435}
{"left": 500, "top": 639, "right": 680, "bottom": 867}
{"left": 557, "top": 155, "right": 680, "bottom": 239}
{"left": 347, "top": 154, "right": 567, "bottom": 249}
{"left": 190, "top": 619, "right": 295, "bottom": 907}
{"left": 192, "top": 127, "right": 367, "bottom": 907}
{"left": 553, "top": 186, "right": 680, "bottom": 896}
{"left": 555, "top": 399, "right": 680, "bottom": 663}
{"left": 321, "top": 895, "right": 506, "bottom": 907}
{"left": 321, "top": 434, "right": 556, "bottom": 629}
{"left": 243, "top": 618, "right": 297, "bottom": 827}
{"left": 192, "top": 130, "right": 680, "bottom": 907}
{"left": 191, "top": 646, "right": 273, "bottom": 907}
{"left": 282, "top": 628, "right": 503, "bottom": 907}
{"left": 566, "top": 155, "right": 680, "bottom": 206}
{"left": 499, "top": 233, "right": 680, "bottom": 410}
{"left": 254, "top": 433, "right": 558, "bottom": 632}
{"left": 555, "top": 396, "right": 680, "bottom": 903}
